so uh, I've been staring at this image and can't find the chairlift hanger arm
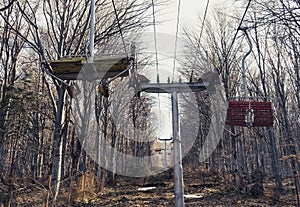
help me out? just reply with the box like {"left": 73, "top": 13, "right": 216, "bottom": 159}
{"left": 42, "top": 61, "right": 70, "bottom": 87}
{"left": 240, "top": 27, "right": 253, "bottom": 99}
{"left": 240, "top": 28, "right": 253, "bottom": 62}
{"left": 105, "top": 58, "right": 134, "bottom": 84}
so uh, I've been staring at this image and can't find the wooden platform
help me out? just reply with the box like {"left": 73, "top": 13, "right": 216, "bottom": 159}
{"left": 226, "top": 101, "right": 273, "bottom": 127}
{"left": 49, "top": 56, "right": 130, "bottom": 80}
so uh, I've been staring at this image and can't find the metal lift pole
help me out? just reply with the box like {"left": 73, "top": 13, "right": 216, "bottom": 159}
{"left": 140, "top": 81, "right": 208, "bottom": 207}
{"left": 89, "top": 0, "right": 95, "bottom": 63}
{"left": 171, "top": 90, "right": 184, "bottom": 207}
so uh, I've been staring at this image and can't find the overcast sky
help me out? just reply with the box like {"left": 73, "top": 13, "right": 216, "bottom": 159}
{"left": 142, "top": 0, "right": 240, "bottom": 139}
{"left": 155, "top": 0, "right": 235, "bottom": 34}
{"left": 140, "top": 0, "right": 241, "bottom": 59}
{"left": 142, "top": 0, "right": 239, "bottom": 77}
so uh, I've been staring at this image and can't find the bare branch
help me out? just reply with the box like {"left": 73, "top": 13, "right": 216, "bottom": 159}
{"left": 0, "top": 0, "right": 17, "bottom": 12}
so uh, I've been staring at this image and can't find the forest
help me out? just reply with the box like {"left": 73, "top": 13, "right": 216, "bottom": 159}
{"left": 0, "top": 0, "right": 300, "bottom": 206}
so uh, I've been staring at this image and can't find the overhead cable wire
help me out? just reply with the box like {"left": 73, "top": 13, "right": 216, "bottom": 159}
{"left": 172, "top": 0, "right": 181, "bottom": 82}
{"left": 198, "top": 0, "right": 210, "bottom": 47}
{"left": 151, "top": 0, "right": 162, "bottom": 129}
{"left": 111, "top": 0, "right": 128, "bottom": 55}
{"left": 220, "top": 0, "right": 252, "bottom": 72}
{"left": 90, "top": 0, "right": 95, "bottom": 61}
{"left": 190, "top": 0, "right": 210, "bottom": 80}
{"left": 151, "top": 0, "right": 160, "bottom": 83}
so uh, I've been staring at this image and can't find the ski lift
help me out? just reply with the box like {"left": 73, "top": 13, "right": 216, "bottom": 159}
{"left": 225, "top": 27, "right": 273, "bottom": 128}
{"left": 48, "top": 0, "right": 135, "bottom": 83}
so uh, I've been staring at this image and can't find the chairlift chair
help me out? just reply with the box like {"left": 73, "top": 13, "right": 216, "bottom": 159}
{"left": 225, "top": 28, "right": 274, "bottom": 128}
{"left": 226, "top": 100, "right": 273, "bottom": 127}
{"left": 49, "top": 55, "right": 130, "bottom": 81}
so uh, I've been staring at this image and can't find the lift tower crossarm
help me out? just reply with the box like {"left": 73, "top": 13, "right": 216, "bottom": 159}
{"left": 139, "top": 81, "right": 209, "bottom": 93}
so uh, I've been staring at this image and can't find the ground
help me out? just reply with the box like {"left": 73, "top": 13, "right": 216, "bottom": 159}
{"left": 1, "top": 167, "right": 298, "bottom": 206}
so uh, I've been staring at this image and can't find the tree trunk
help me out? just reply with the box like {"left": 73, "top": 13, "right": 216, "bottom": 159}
{"left": 268, "top": 128, "right": 283, "bottom": 192}
{"left": 51, "top": 85, "right": 67, "bottom": 200}
{"left": 231, "top": 126, "right": 239, "bottom": 190}
{"left": 250, "top": 168, "right": 264, "bottom": 198}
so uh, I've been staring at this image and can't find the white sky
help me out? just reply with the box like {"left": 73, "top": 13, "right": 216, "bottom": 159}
{"left": 155, "top": 0, "right": 235, "bottom": 34}
{"left": 143, "top": 0, "right": 239, "bottom": 139}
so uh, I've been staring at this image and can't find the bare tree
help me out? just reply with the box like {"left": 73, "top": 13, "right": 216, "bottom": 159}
{"left": 1, "top": 0, "right": 170, "bottom": 203}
